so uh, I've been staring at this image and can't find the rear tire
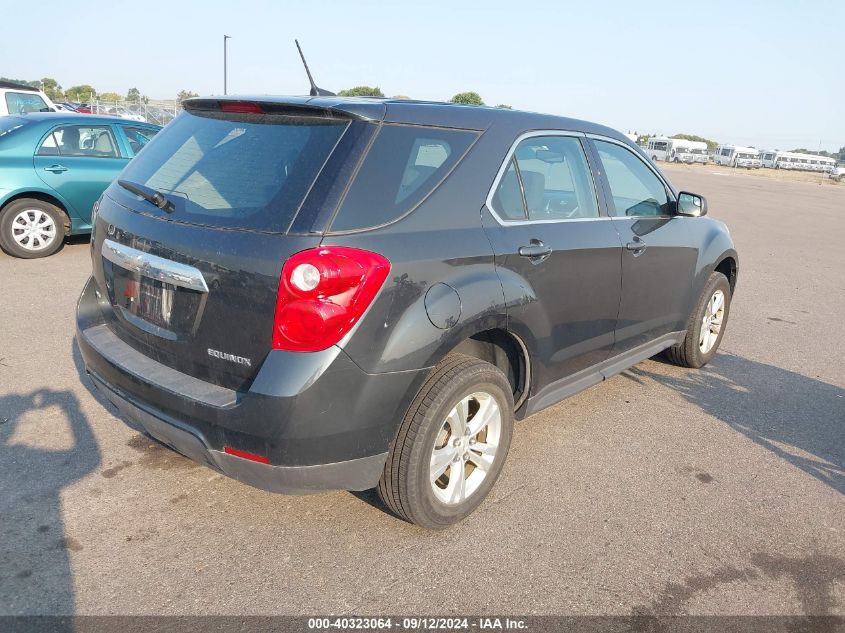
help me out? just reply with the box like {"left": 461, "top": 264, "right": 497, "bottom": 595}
{"left": 665, "top": 272, "right": 731, "bottom": 369}
{"left": 0, "top": 198, "right": 67, "bottom": 259}
{"left": 377, "top": 354, "right": 514, "bottom": 529}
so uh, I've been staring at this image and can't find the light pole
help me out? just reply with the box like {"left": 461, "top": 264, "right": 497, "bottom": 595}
{"left": 223, "top": 35, "right": 232, "bottom": 95}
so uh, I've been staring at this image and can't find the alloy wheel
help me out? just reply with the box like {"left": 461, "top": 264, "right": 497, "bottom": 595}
{"left": 699, "top": 289, "right": 725, "bottom": 353}
{"left": 429, "top": 392, "right": 502, "bottom": 505}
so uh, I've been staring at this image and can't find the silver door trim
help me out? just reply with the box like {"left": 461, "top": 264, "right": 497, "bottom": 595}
{"left": 102, "top": 239, "right": 208, "bottom": 293}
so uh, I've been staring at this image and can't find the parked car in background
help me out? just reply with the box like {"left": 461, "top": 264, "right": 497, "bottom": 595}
{"left": 0, "top": 113, "right": 160, "bottom": 258}
{"left": 76, "top": 96, "right": 737, "bottom": 528}
{"left": 0, "top": 80, "right": 56, "bottom": 116}
{"left": 829, "top": 164, "right": 845, "bottom": 182}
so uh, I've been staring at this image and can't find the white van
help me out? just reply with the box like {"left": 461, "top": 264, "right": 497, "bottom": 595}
{"left": 714, "top": 145, "right": 762, "bottom": 169}
{"left": 670, "top": 140, "right": 709, "bottom": 165}
{"left": 761, "top": 150, "right": 836, "bottom": 172}
{"left": 0, "top": 81, "right": 56, "bottom": 116}
{"left": 645, "top": 137, "right": 672, "bottom": 161}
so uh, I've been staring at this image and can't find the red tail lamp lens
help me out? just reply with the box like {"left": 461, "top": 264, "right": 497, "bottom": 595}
{"left": 272, "top": 247, "right": 391, "bottom": 352}
{"left": 220, "top": 101, "right": 264, "bottom": 114}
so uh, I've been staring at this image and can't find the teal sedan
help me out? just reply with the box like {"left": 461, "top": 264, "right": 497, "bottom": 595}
{"left": 0, "top": 113, "right": 161, "bottom": 258}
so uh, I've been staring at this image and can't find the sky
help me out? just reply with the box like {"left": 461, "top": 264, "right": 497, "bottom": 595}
{"left": 2, "top": 0, "right": 843, "bottom": 151}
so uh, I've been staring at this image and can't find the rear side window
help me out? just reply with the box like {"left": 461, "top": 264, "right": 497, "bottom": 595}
{"left": 115, "top": 110, "right": 349, "bottom": 232}
{"left": 4, "top": 91, "right": 48, "bottom": 114}
{"left": 38, "top": 125, "right": 119, "bottom": 158}
{"left": 329, "top": 124, "right": 478, "bottom": 232}
{"left": 491, "top": 135, "right": 598, "bottom": 221}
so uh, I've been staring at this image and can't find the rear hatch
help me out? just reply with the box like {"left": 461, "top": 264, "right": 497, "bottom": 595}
{"left": 90, "top": 101, "right": 363, "bottom": 391}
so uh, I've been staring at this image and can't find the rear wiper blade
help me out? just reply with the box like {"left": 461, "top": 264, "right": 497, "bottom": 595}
{"left": 118, "top": 179, "right": 175, "bottom": 213}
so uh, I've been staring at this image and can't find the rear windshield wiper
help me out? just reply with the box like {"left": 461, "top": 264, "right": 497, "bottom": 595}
{"left": 118, "top": 180, "right": 175, "bottom": 213}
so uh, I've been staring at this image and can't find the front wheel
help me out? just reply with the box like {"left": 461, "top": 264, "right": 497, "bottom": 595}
{"left": 665, "top": 272, "right": 731, "bottom": 368}
{"left": 0, "top": 198, "right": 67, "bottom": 259}
{"left": 378, "top": 354, "right": 514, "bottom": 529}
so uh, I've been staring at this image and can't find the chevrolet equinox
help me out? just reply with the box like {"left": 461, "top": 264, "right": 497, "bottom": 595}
{"left": 77, "top": 97, "right": 738, "bottom": 528}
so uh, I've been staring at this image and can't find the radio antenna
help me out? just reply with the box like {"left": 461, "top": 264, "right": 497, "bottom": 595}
{"left": 295, "top": 40, "right": 335, "bottom": 97}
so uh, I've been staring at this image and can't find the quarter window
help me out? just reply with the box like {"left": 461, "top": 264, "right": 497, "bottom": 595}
{"left": 491, "top": 135, "right": 599, "bottom": 221}
{"left": 37, "top": 125, "right": 119, "bottom": 158}
{"left": 122, "top": 125, "right": 159, "bottom": 155}
{"left": 593, "top": 140, "right": 671, "bottom": 217}
{"left": 330, "top": 124, "right": 478, "bottom": 232}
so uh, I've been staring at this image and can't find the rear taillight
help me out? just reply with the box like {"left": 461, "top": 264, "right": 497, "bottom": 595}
{"left": 272, "top": 247, "right": 391, "bottom": 352}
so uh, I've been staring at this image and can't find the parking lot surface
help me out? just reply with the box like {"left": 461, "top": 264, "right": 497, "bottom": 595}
{"left": 1, "top": 166, "right": 843, "bottom": 616}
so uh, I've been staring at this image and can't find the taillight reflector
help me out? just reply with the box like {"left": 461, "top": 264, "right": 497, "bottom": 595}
{"left": 223, "top": 446, "right": 271, "bottom": 464}
{"left": 272, "top": 246, "right": 391, "bottom": 352}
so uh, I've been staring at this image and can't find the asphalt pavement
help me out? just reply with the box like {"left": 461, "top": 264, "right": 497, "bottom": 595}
{"left": 0, "top": 165, "right": 842, "bottom": 617}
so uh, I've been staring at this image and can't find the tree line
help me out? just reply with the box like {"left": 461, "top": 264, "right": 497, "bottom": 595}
{"left": 5, "top": 77, "right": 842, "bottom": 159}
{"left": 1, "top": 77, "right": 199, "bottom": 104}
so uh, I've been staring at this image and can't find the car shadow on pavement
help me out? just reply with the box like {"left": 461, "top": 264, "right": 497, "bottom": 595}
{"left": 627, "top": 352, "right": 844, "bottom": 495}
{"left": 0, "top": 383, "right": 100, "bottom": 619}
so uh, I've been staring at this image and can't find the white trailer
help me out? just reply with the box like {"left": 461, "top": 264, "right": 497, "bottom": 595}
{"left": 714, "top": 145, "right": 762, "bottom": 169}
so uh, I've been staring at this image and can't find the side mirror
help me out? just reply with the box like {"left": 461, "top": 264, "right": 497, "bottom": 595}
{"left": 677, "top": 191, "right": 707, "bottom": 217}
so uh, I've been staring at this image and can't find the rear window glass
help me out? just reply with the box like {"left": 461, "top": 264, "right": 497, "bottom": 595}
{"left": 115, "top": 109, "right": 349, "bottom": 232}
{"left": 329, "top": 124, "right": 478, "bottom": 232}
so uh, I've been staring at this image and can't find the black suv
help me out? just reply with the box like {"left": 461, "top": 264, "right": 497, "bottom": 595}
{"left": 77, "top": 97, "right": 737, "bottom": 528}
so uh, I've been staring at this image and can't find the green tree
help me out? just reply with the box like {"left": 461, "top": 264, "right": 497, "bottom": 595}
{"left": 98, "top": 92, "right": 122, "bottom": 103}
{"left": 64, "top": 85, "right": 97, "bottom": 102}
{"left": 450, "top": 91, "right": 484, "bottom": 106}
{"left": 495, "top": 104, "right": 512, "bottom": 109}
{"left": 176, "top": 90, "right": 199, "bottom": 102}
{"left": 126, "top": 87, "right": 141, "bottom": 102}
{"left": 337, "top": 86, "right": 384, "bottom": 97}
{"left": 40, "top": 78, "right": 64, "bottom": 101}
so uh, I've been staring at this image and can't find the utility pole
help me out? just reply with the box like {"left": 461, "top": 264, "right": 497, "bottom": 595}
{"left": 223, "top": 35, "right": 232, "bottom": 95}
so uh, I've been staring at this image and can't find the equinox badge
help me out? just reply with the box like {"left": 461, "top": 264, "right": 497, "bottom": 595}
{"left": 208, "top": 348, "right": 252, "bottom": 367}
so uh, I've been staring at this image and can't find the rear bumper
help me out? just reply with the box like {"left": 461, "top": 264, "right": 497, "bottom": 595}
{"left": 76, "top": 276, "right": 426, "bottom": 494}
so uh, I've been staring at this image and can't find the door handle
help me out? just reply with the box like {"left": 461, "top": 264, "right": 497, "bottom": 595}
{"left": 626, "top": 237, "right": 647, "bottom": 255}
{"left": 44, "top": 164, "right": 68, "bottom": 173}
{"left": 518, "top": 242, "right": 552, "bottom": 259}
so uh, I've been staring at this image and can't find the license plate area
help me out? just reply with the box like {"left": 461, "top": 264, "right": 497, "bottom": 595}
{"left": 101, "top": 239, "right": 208, "bottom": 341}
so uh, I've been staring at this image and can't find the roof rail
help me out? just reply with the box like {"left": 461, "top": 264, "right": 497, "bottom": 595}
{"left": 0, "top": 80, "right": 40, "bottom": 92}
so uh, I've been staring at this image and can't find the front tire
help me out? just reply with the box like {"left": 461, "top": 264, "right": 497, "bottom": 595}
{"left": 378, "top": 354, "right": 514, "bottom": 529}
{"left": 0, "top": 198, "right": 67, "bottom": 259}
{"left": 665, "top": 272, "right": 731, "bottom": 369}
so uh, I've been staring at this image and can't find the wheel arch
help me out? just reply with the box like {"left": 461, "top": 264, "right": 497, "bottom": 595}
{"left": 1, "top": 190, "right": 73, "bottom": 233}
{"left": 448, "top": 328, "right": 531, "bottom": 414}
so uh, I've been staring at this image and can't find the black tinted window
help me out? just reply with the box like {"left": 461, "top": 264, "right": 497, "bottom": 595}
{"left": 116, "top": 110, "right": 348, "bottom": 232}
{"left": 330, "top": 124, "right": 477, "bottom": 231}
